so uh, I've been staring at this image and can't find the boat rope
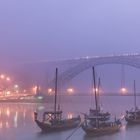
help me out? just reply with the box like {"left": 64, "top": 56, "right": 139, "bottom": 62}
{"left": 64, "top": 121, "right": 84, "bottom": 140}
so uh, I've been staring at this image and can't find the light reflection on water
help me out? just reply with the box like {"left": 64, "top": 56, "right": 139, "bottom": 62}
{"left": 0, "top": 96, "right": 140, "bottom": 140}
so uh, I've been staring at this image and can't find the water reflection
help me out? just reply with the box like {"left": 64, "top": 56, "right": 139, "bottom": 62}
{"left": 0, "top": 103, "right": 79, "bottom": 130}
{"left": 0, "top": 96, "right": 139, "bottom": 140}
{"left": 0, "top": 103, "right": 35, "bottom": 129}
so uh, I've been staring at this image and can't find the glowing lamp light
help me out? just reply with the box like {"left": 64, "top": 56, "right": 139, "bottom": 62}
{"left": 32, "top": 86, "right": 37, "bottom": 94}
{"left": 48, "top": 88, "right": 53, "bottom": 95}
{"left": 14, "top": 85, "right": 19, "bottom": 88}
{"left": 6, "top": 77, "right": 10, "bottom": 81}
{"left": 93, "top": 88, "right": 99, "bottom": 93}
{"left": 120, "top": 87, "right": 127, "bottom": 94}
{"left": 48, "top": 88, "right": 52, "bottom": 93}
{"left": 67, "top": 88, "right": 74, "bottom": 94}
{"left": 95, "top": 88, "right": 99, "bottom": 92}
{"left": 0, "top": 74, "right": 5, "bottom": 79}
{"left": 6, "top": 91, "right": 11, "bottom": 95}
{"left": 6, "top": 109, "right": 10, "bottom": 117}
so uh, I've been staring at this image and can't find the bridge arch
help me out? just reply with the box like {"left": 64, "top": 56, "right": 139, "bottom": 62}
{"left": 48, "top": 55, "right": 140, "bottom": 88}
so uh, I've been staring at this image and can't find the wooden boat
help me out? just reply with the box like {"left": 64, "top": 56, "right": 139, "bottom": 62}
{"left": 34, "top": 68, "right": 81, "bottom": 132}
{"left": 125, "top": 80, "right": 140, "bottom": 124}
{"left": 81, "top": 67, "right": 121, "bottom": 136}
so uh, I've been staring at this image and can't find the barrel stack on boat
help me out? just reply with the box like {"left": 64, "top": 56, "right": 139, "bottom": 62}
{"left": 34, "top": 68, "right": 81, "bottom": 132}
{"left": 125, "top": 80, "right": 140, "bottom": 124}
{"left": 81, "top": 67, "right": 122, "bottom": 136}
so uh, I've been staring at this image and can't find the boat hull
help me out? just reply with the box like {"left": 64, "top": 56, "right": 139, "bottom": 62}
{"left": 35, "top": 117, "right": 81, "bottom": 132}
{"left": 125, "top": 116, "right": 140, "bottom": 124}
{"left": 82, "top": 125, "right": 121, "bottom": 136}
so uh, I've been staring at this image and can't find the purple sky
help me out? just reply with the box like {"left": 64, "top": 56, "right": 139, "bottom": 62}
{"left": 0, "top": 0, "right": 140, "bottom": 65}
{"left": 1, "top": 0, "right": 140, "bottom": 91}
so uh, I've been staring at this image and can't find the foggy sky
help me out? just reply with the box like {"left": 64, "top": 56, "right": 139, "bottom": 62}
{"left": 0, "top": 0, "right": 140, "bottom": 66}
{"left": 1, "top": 0, "right": 140, "bottom": 91}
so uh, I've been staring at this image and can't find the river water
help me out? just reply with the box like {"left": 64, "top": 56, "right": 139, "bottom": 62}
{"left": 0, "top": 95, "right": 139, "bottom": 140}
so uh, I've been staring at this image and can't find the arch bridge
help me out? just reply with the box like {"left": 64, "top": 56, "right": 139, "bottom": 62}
{"left": 48, "top": 54, "right": 140, "bottom": 88}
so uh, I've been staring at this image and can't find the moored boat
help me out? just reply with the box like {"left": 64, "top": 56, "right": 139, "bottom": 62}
{"left": 34, "top": 111, "right": 81, "bottom": 132}
{"left": 125, "top": 80, "right": 140, "bottom": 124}
{"left": 82, "top": 119, "right": 121, "bottom": 136}
{"left": 81, "top": 66, "right": 121, "bottom": 136}
{"left": 34, "top": 68, "right": 81, "bottom": 132}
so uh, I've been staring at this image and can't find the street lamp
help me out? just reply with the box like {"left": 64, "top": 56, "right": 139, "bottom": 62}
{"left": 0, "top": 74, "right": 5, "bottom": 79}
{"left": 67, "top": 88, "right": 74, "bottom": 94}
{"left": 32, "top": 86, "right": 37, "bottom": 94}
{"left": 6, "top": 77, "right": 10, "bottom": 81}
{"left": 48, "top": 88, "right": 53, "bottom": 95}
{"left": 120, "top": 87, "right": 127, "bottom": 94}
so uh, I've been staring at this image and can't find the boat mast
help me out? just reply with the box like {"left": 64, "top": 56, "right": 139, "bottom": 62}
{"left": 97, "top": 77, "right": 100, "bottom": 111}
{"left": 92, "top": 67, "right": 98, "bottom": 112}
{"left": 54, "top": 68, "right": 58, "bottom": 115}
{"left": 92, "top": 66, "right": 99, "bottom": 128}
{"left": 134, "top": 80, "right": 137, "bottom": 110}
